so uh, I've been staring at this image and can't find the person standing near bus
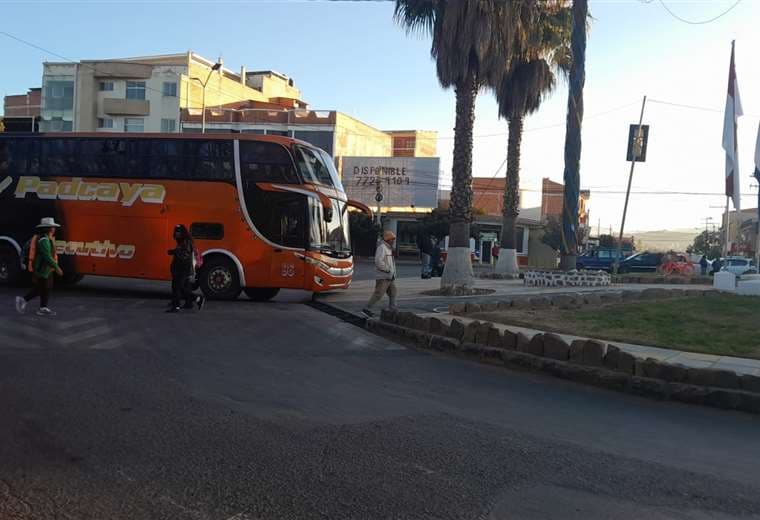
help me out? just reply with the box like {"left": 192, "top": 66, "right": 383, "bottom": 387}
{"left": 362, "top": 230, "right": 397, "bottom": 317}
{"left": 699, "top": 255, "right": 709, "bottom": 276}
{"left": 418, "top": 231, "right": 434, "bottom": 279}
{"left": 15, "top": 218, "right": 63, "bottom": 316}
{"left": 167, "top": 224, "right": 205, "bottom": 313}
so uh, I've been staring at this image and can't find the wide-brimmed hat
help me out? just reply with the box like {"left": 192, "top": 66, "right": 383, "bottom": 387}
{"left": 36, "top": 217, "right": 61, "bottom": 229}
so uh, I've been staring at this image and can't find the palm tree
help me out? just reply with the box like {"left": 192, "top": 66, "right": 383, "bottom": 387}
{"left": 493, "top": 60, "right": 556, "bottom": 274}
{"left": 394, "top": 0, "right": 532, "bottom": 292}
{"left": 559, "top": 0, "right": 589, "bottom": 271}
{"left": 493, "top": 4, "right": 571, "bottom": 275}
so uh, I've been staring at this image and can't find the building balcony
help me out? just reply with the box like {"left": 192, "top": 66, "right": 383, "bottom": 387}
{"left": 103, "top": 98, "right": 150, "bottom": 116}
{"left": 180, "top": 107, "right": 335, "bottom": 126}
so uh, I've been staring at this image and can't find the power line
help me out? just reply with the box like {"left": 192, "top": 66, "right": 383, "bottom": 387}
{"left": 657, "top": 0, "right": 743, "bottom": 25}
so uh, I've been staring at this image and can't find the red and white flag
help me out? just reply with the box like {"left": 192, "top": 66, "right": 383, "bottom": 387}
{"left": 722, "top": 41, "right": 743, "bottom": 210}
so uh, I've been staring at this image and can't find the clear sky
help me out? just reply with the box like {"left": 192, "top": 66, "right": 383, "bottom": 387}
{"left": 1, "top": 0, "right": 759, "bottom": 232}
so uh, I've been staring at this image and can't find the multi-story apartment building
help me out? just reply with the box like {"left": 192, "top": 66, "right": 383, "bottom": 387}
{"left": 39, "top": 52, "right": 302, "bottom": 133}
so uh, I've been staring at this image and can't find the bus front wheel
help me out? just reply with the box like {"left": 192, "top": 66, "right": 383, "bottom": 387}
{"left": 244, "top": 288, "right": 280, "bottom": 302}
{"left": 0, "top": 245, "right": 21, "bottom": 286}
{"left": 199, "top": 256, "right": 242, "bottom": 300}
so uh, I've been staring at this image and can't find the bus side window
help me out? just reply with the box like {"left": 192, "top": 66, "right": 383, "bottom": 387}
{"left": 239, "top": 141, "right": 298, "bottom": 184}
{"left": 2, "top": 138, "right": 28, "bottom": 176}
{"left": 41, "top": 138, "right": 76, "bottom": 177}
{"left": 80, "top": 139, "right": 126, "bottom": 177}
{"left": 0, "top": 140, "right": 6, "bottom": 177}
{"left": 149, "top": 140, "right": 182, "bottom": 179}
{"left": 124, "top": 139, "right": 150, "bottom": 179}
{"left": 183, "top": 140, "right": 233, "bottom": 181}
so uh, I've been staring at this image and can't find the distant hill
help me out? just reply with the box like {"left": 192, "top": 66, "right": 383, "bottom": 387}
{"left": 628, "top": 228, "right": 700, "bottom": 252}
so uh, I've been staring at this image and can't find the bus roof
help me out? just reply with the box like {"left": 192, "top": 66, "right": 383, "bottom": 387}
{"left": 2, "top": 132, "right": 316, "bottom": 150}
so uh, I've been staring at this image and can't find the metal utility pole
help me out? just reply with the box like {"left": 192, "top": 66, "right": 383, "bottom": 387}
{"left": 375, "top": 181, "right": 383, "bottom": 226}
{"left": 701, "top": 217, "right": 714, "bottom": 255}
{"left": 614, "top": 95, "right": 647, "bottom": 274}
{"left": 190, "top": 61, "right": 222, "bottom": 133}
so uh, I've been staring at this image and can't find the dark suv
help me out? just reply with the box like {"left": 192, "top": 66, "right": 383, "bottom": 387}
{"left": 576, "top": 248, "right": 631, "bottom": 272}
{"left": 617, "top": 252, "right": 664, "bottom": 273}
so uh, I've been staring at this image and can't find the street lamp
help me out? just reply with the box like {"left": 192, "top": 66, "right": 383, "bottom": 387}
{"left": 190, "top": 61, "right": 222, "bottom": 133}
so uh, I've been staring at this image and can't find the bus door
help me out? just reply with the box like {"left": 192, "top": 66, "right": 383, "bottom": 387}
{"left": 268, "top": 193, "right": 307, "bottom": 288}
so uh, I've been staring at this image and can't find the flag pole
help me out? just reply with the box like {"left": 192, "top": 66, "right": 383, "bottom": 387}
{"left": 724, "top": 196, "right": 730, "bottom": 257}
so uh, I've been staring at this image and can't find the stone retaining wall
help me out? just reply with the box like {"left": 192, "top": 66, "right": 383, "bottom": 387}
{"left": 612, "top": 274, "right": 712, "bottom": 285}
{"left": 524, "top": 270, "right": 610, "bottom": 287}
{"left": 368, "top": 309, "right": 760, "bottom": 415}
{"left": 448, "top": 287, "right": 708, "bottom": 315}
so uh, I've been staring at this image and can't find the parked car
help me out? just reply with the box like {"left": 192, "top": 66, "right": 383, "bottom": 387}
{"left": 659, "top": 253, "right": 695, "bottom": 275}
{"left": 720, "top": 256, "right": 757, "bottom": 276}
{"left": 617, "top": 252, "right": 664, "bottom": 274}
{"left": 576, "top": 248, "right": 631, "bottom": 272}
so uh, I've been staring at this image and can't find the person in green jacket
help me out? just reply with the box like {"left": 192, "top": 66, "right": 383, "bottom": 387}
{"left": 16, "top": 217, "right": 64, "bottom": 316}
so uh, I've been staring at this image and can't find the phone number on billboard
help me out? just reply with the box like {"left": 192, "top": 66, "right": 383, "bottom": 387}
{"left": 354, "top": 176, "right": 411, "bottom": 186}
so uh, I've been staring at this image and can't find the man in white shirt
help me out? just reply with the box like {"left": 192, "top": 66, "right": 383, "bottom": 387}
{"left": 362, "top": 230, "right": 397, "bottom": 317}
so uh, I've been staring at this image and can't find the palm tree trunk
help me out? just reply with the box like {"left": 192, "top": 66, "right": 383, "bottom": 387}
{"left": 441, "top": 72, "right": 477, "bottom": 291}
{"left": 559, "top": 0, "right": 588, "bottom": 271}
{"left": 495, "top": 116, "right": 523, "bottom": 274}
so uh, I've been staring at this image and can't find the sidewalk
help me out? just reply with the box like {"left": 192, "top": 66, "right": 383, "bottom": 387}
{"left": 324, "top": 275, "right": 712, "bottom": 313}
{"left": 318, "top": 276, "right": 760, "bottom": 377}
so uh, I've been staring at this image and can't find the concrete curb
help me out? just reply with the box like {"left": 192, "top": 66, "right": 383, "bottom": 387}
{"left": 366, "top": 311, "right": 760, "bottom": 415}
{"left": 611, "top": 274, "right": 713, "bottom": 285}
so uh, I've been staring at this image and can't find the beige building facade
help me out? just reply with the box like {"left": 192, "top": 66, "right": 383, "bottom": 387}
{"left": 40, "top": 52, "right": 301, "bottom": 133}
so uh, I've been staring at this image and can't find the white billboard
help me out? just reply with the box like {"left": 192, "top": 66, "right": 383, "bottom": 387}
{"left": 342, "top": 156, "right": 440, "bottom": 209}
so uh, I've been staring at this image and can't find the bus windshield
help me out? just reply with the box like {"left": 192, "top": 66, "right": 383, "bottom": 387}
{"left": 294, "top": 145, "right": 344, "bottom": 191}
{"left": 309, "top": 198, "right": 351, "bottom": 258}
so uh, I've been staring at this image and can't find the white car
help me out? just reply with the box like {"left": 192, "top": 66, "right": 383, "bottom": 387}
{"left": 720, "top": 257, "right": 757, "bottom": 276}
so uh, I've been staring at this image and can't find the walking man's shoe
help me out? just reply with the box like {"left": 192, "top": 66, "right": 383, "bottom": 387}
{"left": 196, "top": 295, "right": 206, "bottom": 311}
{"left": 15, "top": 296, "right": 26, "bottom": 314}
{"left": 166, "top": 307, "right": 181, "bottom": 314}
{"left": 36, "top": 307, "right": 56, "bottom": 316}
{"left": 361, "top": 308, "right": 374, "bottom": 318}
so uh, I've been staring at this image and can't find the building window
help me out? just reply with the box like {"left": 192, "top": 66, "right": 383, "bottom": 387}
{"left": 99, "top": 81, "right": 114, "bottom": 92}
{"left": 97, "top": 117, "right": 114, "bottom": 129}
{"left": 162, "top": 82, "right": 177, "bottom": 97}
{"left": 124, "top": 118, "right": 144, "bottom": 132}
{"left": 160, "top": 119, "right": 177, "bottom": 133}
{"left": 126, "top": 81, "right": 146, "bottom": 100}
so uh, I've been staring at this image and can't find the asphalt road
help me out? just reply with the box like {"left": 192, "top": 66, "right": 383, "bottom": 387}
{"left": 1, "top": 276, "right": 760, "bottom": 519}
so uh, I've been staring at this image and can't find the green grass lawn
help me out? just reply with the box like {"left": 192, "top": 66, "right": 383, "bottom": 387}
{"left": 472, "top": 294, "right": 760, "bottom": 358}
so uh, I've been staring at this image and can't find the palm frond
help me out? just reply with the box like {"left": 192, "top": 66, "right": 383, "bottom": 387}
{"left": 393, "top": 0, "right": 439, "bottom": 36}
{"left": 497, "top": 59, "right": 556, "bottom": 119}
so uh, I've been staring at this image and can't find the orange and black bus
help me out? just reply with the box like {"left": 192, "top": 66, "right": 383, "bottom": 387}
{"left": 0, "top": 133, "right": 366, "bottom": 300}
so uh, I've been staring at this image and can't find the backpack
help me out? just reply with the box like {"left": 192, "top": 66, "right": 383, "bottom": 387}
{"left": 192, "top": 247, "right": 203, "bottom": 272}
{"left": 21, "top": 235, "right": 38, "bottom": 273}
